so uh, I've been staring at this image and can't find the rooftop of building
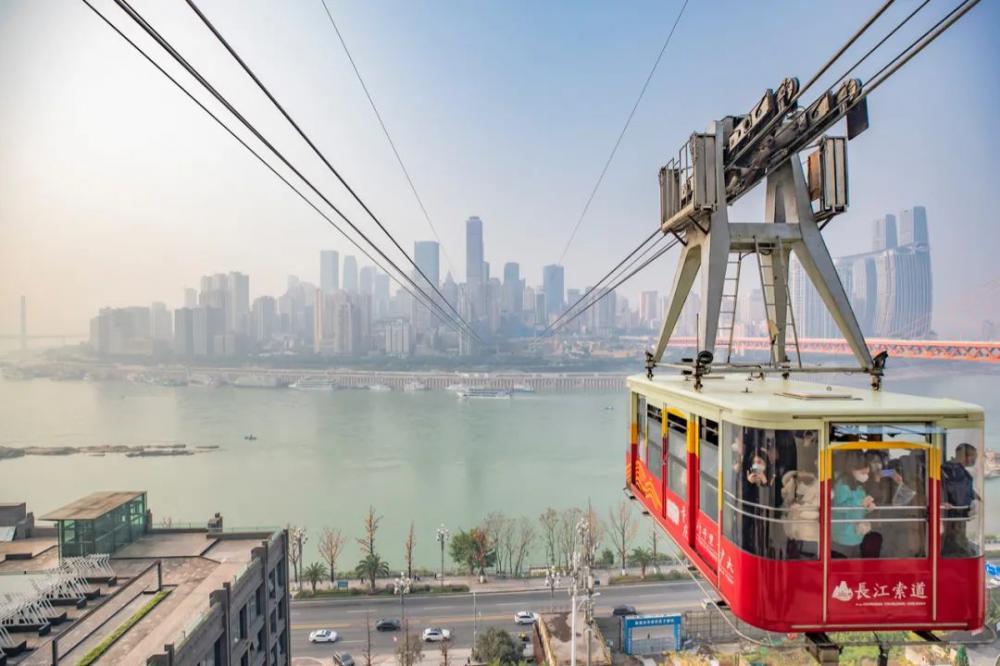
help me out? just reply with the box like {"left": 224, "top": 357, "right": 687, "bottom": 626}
{"left": 39, "top": 491, "right": 145, "bottom": 521}
{"left": 2, "top": 527, "right": 277, "bottom": 665}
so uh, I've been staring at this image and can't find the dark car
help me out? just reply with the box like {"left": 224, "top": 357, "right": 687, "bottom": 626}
{"left": 333, "top": 653, "right": 355, "bottom": 666}
{"left": 375, "top": 618, "right": 401, "bottom": 631}
{"left": 611, "top": 605, "right": 637, "bottom": 617}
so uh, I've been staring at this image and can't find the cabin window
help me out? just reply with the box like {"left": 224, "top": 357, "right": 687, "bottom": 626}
{"left": 830, "top": 447, "right": 928, "bottom": 559}
{"left": 646, "top": 405, "right": 663, "bottom": 479}
{"left": 830, "top": 422, "right": 933, "bottom": 444}
{"left": 940, "top": 428, "right": 984, "bottom": 559}
{"left": 666, "top": 411, "right": 688, "bottom": 497}
{"left": 699, "top": 419, "right": 719, "bottom": 522}
{"left": 722, "top": 423, "right": 820, "bottom": 560}
{"left": 635, "top": 393, "right": 646, "bottom": 465}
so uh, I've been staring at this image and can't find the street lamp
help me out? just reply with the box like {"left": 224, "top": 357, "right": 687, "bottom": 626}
{"left": 394, "top": 572, "right": 412, "bottom": 624}
{"left": 435, "top": 524, "right": 450, "bottom": 589}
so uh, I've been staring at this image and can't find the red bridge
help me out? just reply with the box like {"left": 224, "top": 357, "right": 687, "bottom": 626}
{"left": 667, "top": 337, "right": 1000, "bottom": 363}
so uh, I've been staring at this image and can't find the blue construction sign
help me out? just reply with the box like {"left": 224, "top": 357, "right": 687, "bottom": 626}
{"left": 622, "top": 614, "right": 682, "bottom": 655}
{"left": 337, "top": 580, "right": 349, "bottom": 589}
{"left": 986, "top": 562, "right": 1000, "bottom": 578}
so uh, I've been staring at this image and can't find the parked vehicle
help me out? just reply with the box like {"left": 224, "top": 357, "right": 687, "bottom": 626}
{"left": 422, "top": 627, "right": 451, "bottom": 642}
{"left": 308, "top": 629, "right": 339, "bottom": 643}
{"left": 333, "top": 654, "right": 355, "bottom": 666}
{"left": 375, "top": 619, "right": 401, "bottom": 631}
{"left": 611, "top": 605, "right": 637, "bottom": 617}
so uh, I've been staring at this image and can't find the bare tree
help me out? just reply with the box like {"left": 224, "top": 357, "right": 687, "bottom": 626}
{"left": 556, "top": 507, "right": 583, "bottom": 569}
{"left": 580, "top": 502, "right": 603, "bottom": 567}
{"left": 404, "top": 521, "right": 416, "bottom": 579}
{"left": 538, "top": 508, "right": 559, "bottom": 567}
{"left": 439, "top": 633, "right": 451, "bottom": 666}
{"left": 498, "top": 517, "right": 517, "bottom": 577}
{"left": 287, "top": 524, "right": 307, "bottom": 585}
{"left": 357, "top": 506, "right": 381, "bottom": 558}
{"left": 649, "top": 528, "right": 660, "bottom": 574}
{"left": 318, "top": 527, "right": 345, "bottom": 583}
{"left": 482, "top": 511, "right": 506, "bottom": 574}
{"left": 396, "top": 620, "right": 424, "bottom": 666}
{"left": 607, "top": 500, "right": 639, "bottom": 575}
{"left": 513, "top": 517, "right": 536, "bottom": 577}
{"left": 362, "top": 612, "right": 374, "bottom": 666}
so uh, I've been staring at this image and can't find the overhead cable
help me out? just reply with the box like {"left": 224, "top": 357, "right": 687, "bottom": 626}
{"left": 185, "top": 0, "right": 474, "bottom": 337}
{"left": 556, "top": 0, "right": 689, "bottom": 266}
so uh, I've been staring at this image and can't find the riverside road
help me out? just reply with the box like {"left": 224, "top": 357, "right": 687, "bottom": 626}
{"left": 290, "top": 580, "right": 707, "bottom": 661}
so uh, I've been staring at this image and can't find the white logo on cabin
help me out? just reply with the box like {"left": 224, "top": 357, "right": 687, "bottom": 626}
{"left": 832, "top": 581, "right": 853, "bottom": 602}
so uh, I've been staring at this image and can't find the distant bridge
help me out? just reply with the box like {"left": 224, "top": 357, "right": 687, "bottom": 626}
{"left": 667, "top": 337, "right": 1000, "bottom": 363}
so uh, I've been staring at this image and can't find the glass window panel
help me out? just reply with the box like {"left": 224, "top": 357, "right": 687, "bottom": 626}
{"left": 941, "top": 428, "right": 984, "bottom": 558}
{"left": 721, "top": 423, "right": 820, "bottom": 560}
{"left": 636, "top": 394, "right": 647, "bottom": 466}
{"left": 699, "top": 418, "right": 719, "bottom": 522}
{"left": 646, "top": 405, "right": 663, "bottom": 479}
{"left": 831, "top": 447, "right": 927, "bottom": 559}
{"left": 666, "top": 412, "right": 687, "bottom": 496}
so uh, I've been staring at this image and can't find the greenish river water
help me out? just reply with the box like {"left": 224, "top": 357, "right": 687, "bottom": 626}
{"left": 1, "top": 365, "right": 997, "bottom": 569}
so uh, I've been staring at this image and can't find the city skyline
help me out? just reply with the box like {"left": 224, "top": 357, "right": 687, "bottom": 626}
{"left": 1, "top": 2, "right": 997, "bottom": 338}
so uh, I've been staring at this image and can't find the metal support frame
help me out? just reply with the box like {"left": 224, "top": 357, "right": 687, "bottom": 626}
{"left": 650, "top": 122, "right": 877, "bottom": 386}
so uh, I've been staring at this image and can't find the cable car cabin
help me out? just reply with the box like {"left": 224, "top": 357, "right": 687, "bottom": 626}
{"left": 625, "top": 373, "right": 985, "bottom": 634}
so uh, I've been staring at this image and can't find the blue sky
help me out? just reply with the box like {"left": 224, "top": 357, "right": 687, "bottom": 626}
{"left": 1, "top": 0, "right": 997, "bottom": 336}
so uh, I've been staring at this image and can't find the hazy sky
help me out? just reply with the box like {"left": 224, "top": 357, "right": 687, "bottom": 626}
{"left": 1, "top": 0, "right": 998, "bottom": 338}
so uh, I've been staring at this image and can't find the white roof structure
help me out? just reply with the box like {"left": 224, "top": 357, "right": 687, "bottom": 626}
{"left": 627, "top": 373, "right": 983, "bottom": 423}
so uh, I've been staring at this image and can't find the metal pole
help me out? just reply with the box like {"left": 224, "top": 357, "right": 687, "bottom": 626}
{"left": 440, "top": 539, "right": 444, "bottom": 589}
{"left": 473, "top": 591, "right": 478, "bottom": 655}
{"left": 570, "top": 588, "right": 577, "bottom": 666}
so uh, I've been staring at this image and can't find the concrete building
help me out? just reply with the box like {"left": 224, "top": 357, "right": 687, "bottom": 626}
{"left": 465, "top": 216, "right": 484, "bottom": 288}
{"left": 542, "top": 264, "right": 565, "bottom": 315}
{"left": 320, "top": 250, "right": 339, "bottom": 294}
{"left": 414, "top": 241, "right": 440, "bottom": 290}
{"left": 342, "top": 256, "right": 359, "bottom": 295}
{"left": 0, "top": 491, "right": 290, "bottom": 666}
{"left": 252, "top": 296, "right": 277, "bottom": 344}
{"left": 193, "top": 305, "right": 225, "bottom": 357}
{"left": 173, "top": 307, "right": 195, "bottom": 357}
{"left": 502, "top": 262, "right": 522, "bottom": 316}
{"left": 151, "top": 302, "right": 172, "bottom": 343}
{"left": 227, "top": 272, "right": 250, "bottom": 335}
{"left": 183, "top": 288, "right": 198, "bottom": 309}
{"left": 639, "top": 291, "right": 659, "bottom": 327}
{"left": 359, "top": 265, "right": 375, "bottom": 297}
{"left": 385, "top": 318, "right": 412, "bottom": 357}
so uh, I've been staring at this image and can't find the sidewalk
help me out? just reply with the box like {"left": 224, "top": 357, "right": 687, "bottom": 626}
{"left": 292, "top": 647, "right": 474, "bottom": 666}
{"left": 291, "top": 565, "right": 688, "bottom": 598}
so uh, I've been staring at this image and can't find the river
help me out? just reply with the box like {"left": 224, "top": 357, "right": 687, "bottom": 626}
{"left": 1, "top": 361, "right": 997, "bottom": 569}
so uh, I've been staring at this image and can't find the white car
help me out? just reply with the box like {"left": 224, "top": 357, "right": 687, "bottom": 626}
{"left": 309, "top": 629, "right": 339, "bottom": 643}
{"left": 422, "top": 627, "right": 452, "bottom": 642}
{"left": 514, "top": 611, "right": 537, "bottom": 625}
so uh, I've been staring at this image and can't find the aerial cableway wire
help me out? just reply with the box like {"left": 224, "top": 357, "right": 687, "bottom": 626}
{"left": 105, "top": 0, "right": 480, "bottom": 342}
{"left": 556, "top": 0, "right": 689, "bottom": 266}
{"left": 547, "top": 236, "right": 681, "bottom": 337}
{"left": 541, "top": 228, "right": 661, "bottom": 337}
{"left": 316, "top": 0, "right": 461, "bottom": 291}
{"left": 81, "top": 0, "right": 471, "bottom": 337}
{"left": 828, "top": 0, "right": 932, "bottom": 88}
{"left": 184, "top": 0, "right": 477, "bottom": 341}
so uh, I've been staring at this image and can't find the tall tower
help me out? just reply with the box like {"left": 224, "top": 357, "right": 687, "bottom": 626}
{"left": 873, "top": 214, "right": 897, "bottom": 251}
{"left": 320, "top": 250, "right": 340, "bottom": 294}
{"left": 343, "top": 256, "right": 359, "bottom": 294}
{"left": 465, "top": 217, "right": 483, "bottom": 286}
{"left": 19, "top": 295, "right": 27, "bottom": 351}
{"left": 542, "top": 265, "right": 565, "bottom": 315}
{"left": 414, "top": 241, "right": 440, "bottom": 290}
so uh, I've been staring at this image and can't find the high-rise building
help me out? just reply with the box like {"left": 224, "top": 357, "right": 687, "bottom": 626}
{"left": 414, "top": 241, "right": 440, "bottom": 290}
{"left": 898, "top": 206, "right": 929, "bottom": 246}
{"left": 789, "top": 257, "right": 837, "bottom": 338}
{"left": 320, "top": 250, "right": 340, "bottom": 294}
{"left": 183, "top": 288, "right": 198, "bottom": 309}
{"left": 542, "top": 265, "right": 565, "bottom": 315}
{"left": 150, "top": 302, "right": 173, "bottom": 343}
{"left": 373, "top": 272, "right": 391, "bottom": 319}
{"left": 640, "top": 291, "right": 659, "bottom": 326}
{"left": 173, "top": 307, "right": 194, "bottom": 357}
{"left": 873, "top": 214, "right": 897, "bottom": 251}
{"left": 502, "top": 263, "right": 522, "bottom": 315}
{"left": 192, "top": 305, "right": 225, "bottom": 357}
{"left": 359, "top": 265, "right": 375, "bottom": 297}
{"left": 441, "top": 273, "right": 458, "bottom": 311}
{"left": 343, "top": 255, "right": 359, "bottom": 294}
{"left": 385, "top": 318, "right": 412, "bottom": 357}
{"left": 227, "top": 272, "right": 250, "bottom": 335}
{"left": 465, "top": 216, "right": 484, "bottom": 286}
{"left": 535, "top": 292, "right": 547, "bottom": 326}
{"left": 252, "top": 296, "right": 276, "bottom": 343}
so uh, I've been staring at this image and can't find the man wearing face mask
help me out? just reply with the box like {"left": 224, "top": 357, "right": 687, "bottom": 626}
{"left": 832, "top": 451, "right": 879, "bottom": 558}
{"left": 942, "top": 443, "right": 979, "bottom": 557}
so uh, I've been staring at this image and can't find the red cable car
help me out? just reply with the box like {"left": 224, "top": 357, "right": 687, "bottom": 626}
{"left": 625, "top": 373, "right": 986, "bottom": 634}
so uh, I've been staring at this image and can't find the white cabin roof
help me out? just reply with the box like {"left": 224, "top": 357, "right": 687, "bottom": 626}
{"left": 626, "top": 373, "right": 983, "bottom": 422}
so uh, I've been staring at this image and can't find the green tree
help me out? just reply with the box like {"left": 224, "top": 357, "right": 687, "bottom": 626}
{"left": 599, "top": 548, "right": 615, "bottom": 568}
{"left": 302, "top": 562, "right": 327, "bottom": 594}
{"left": 450, "top": 530, "right": 477, "bottom": 574}
{"left": 474, "top": 627, "right": 520, "bottom": 664}
{"left": 450, "top": 529, "right": 496, "bottom": 575}
{"left": 354, "top": 553, "right": 390, "bottom": 591}
{"left": 630, "top": 547, "right": 653, "bottom": 579}
{"left": 954, "top": 646, "right": 970, "bottom": 666}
